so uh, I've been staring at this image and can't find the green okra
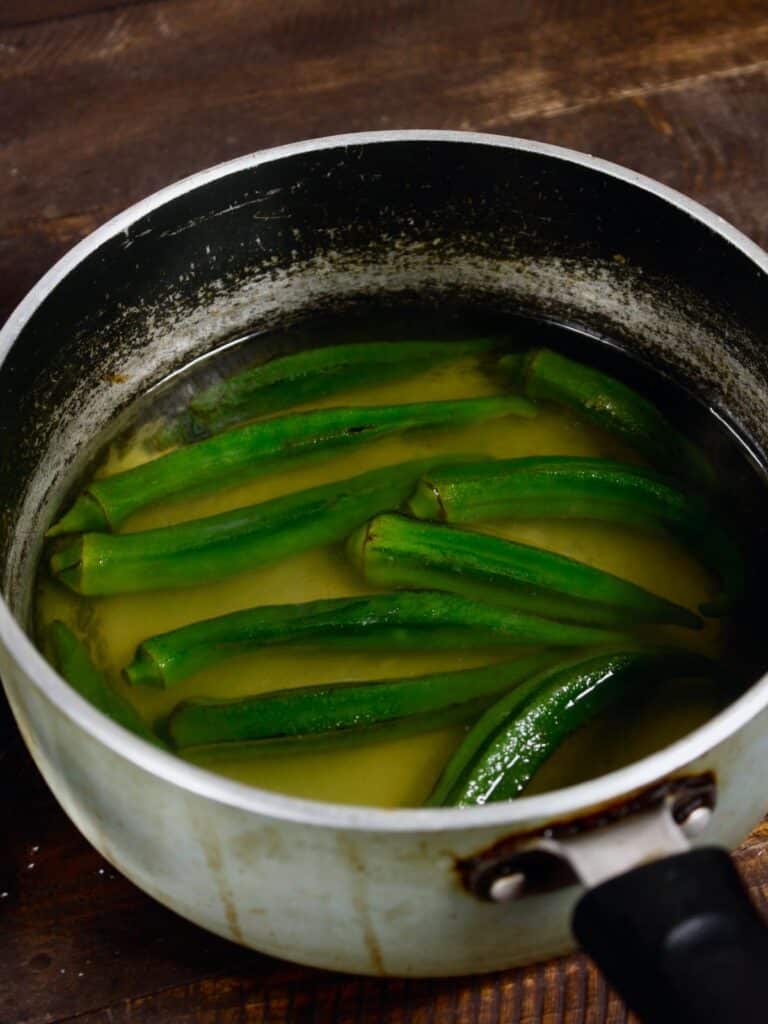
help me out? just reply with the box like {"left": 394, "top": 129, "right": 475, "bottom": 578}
{"left": 46, "top": 621, "right": 162, "bottom": 746}
{"left": 166, "top": 651, "right": 562, "bottom": 750}
{"left": 347, "top": 513, "right": 701, "bottom": 629}
{"left": 124, "top": 591, "right": 634, "bottom": 690}
{"left": 499, "top": 348, "right": 714, "bottom": 487}
{"left": 406, "top": 456, "right": 743, "bottom": 616}
{"left": 158, "top": 339, "right": 495, "bottom": 444}
{"left": 429, "top": 649, "right": 716, "bottom": 806}
{"left": 48, "top": 395, "right": 534, "bottom": 536}
{"left": 50, "top": 460, "right": 438, "bottom": 595}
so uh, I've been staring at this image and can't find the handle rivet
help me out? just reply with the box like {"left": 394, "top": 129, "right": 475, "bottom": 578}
{"left": 680, "top": 805, "right": 712, "bottom": 838}
{"left": 488, "top": 871, "right": 526, "bottom": 902}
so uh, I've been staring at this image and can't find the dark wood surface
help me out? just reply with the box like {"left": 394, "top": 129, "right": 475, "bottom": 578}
{"left": 3, "top": 2, "right": 768, "bottom": 1020}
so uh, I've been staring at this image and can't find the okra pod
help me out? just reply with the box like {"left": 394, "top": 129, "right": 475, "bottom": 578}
{"left": 50, "top": 460, "right": 437, "bottom": 595}
{"left": 49, "top": 395, "right": 534, "bottom": 536}
{"left": 125, "top": 591, "right": 633, "bottom": 690}
{"left": 46, "top": 621, "right": 162, "bottom": 746}
{"left": 500, "top": 348, "right": 713, "bottom": 486}
{"left": 166, "top": 651, "right": 562, "bottom": 750}
{"left": 160, "top": 339, "right": 494, "bottom": 443}
{"left": 348, "top": 513, "right": 701, "bottom": 629}
{"left": 406, "top": 456, "right": 743, "bottom": 615}
{"left": 430, "top": 649, "right": 715, "bottom": 806}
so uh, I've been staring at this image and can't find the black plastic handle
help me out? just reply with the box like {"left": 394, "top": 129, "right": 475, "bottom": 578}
{"left": 572, "top": 847, "right": 768, "bottom": 1024}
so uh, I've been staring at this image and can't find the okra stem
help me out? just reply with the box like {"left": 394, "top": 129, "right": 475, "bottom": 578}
{"left": 500, "top": 348, "right": 714, "bottom": 487}
{"left": 406, "top": 456, "right": 743, "bottom": 615}
{"left": 431, "top": 649, "right": 715, "bottom": 806}
{"left": 166, "top": 652, "right": 562, "bottom": 750}
{"left": 48, "top": 395, "right": 534, "bottom": 536}
{"left": 46, "top": 621, "right": 162, "bottom": 746}
{"left": 50, "top": 460, "right": 437, "bottom": 595}
{"left": 159, "top": 339, "right": 495, "bottom": 444}
{"left": 347, "top": 513, "right": 701, "bottom": 629}
{"left": 125, "top": 592, "right": 634, "bottom": 690}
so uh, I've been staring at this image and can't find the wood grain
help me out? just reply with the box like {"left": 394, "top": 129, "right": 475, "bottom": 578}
{"left": 3, "top": 0, "right": 768, "bottom": 322}
{"left": 4, "top": 1, "right": 768, "bottom": 1021}
{"left": 3, "top": 719, "right": 768, "bottom": 1023}
{"left": 1, "top": 729, "right": 645, "bottom": 1024}
{"left": 0, "top": 1, "right": 158, "bottom": 30}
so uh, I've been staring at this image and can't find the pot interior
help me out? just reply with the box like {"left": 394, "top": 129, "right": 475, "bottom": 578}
{"left": 3, "top": 134, "right": 768, "bottom": 655}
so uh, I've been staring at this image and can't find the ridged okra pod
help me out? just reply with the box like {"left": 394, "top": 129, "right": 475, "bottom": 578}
{"left": 160, "top": 339, "right": 494, "bottom": 443}
{"left": 50, "top": 460, "right": 438, "bottom": 595}
{"left": 167, "top": 652, "right": 562, "bottom": 750}
{"left": 499, "top": 348, "right": 713, "bottom": 487}
{"left": 46, "top": 621, "right": 161, "bottom": 746}
{"left": 125, "top": 591, "right": 634, "bottom": 690}
{"left": 406, "top": 456, "right": 742, "bottom": 615}
{"left": 49, "top": 395, "right": 535, "bottom": 535}
{"left": 348, "top": 513, "right": 701, "bottom": 629}
{"left": 429, "top": 649, "right": 715, "bottom": 806}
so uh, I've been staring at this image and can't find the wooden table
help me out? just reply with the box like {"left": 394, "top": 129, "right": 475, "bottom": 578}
{"left": 3, "top": 2, "right": 768, "bottom": 1020}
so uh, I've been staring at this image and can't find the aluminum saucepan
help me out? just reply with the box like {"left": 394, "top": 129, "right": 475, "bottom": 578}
{"left": 3, "top": 131, "right": 768, "bottom": 1023}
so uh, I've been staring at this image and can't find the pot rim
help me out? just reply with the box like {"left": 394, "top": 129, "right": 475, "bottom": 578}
{"left": 2, "top": 128, "right": 767, "bottom": 834}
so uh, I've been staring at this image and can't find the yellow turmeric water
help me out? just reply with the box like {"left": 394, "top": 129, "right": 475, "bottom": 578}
{"left": 36, "top": 342, "right": 730, "bottom": 807}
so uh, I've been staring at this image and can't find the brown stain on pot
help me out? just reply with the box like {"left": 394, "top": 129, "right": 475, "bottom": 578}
{"left": 336, "top": 833, "right": 386, "bottom": 975}
{"left": 188, "top": 807, "right": 245, "bottom": 945}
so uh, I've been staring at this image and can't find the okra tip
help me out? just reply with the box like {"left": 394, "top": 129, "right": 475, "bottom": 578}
{"left": 497, "top": 351, "right": 534, "bottom": 386}
{"left": 49, "top": 537, "right": 85, "bottom": 593}
{"left": 46, "top": 619, "right": 74, "bottom": 659}
{"left": 670, "top": 605, "right": 704, "bottom": 631}
{"left": 148, "top": 411, "right": 202, "bottom": 451}
{"left": 47, "top": 494, "right": 109, "bottom": 537}
{"left": 124, "top": 649, "right": 166, "bottom": 690}
{"left": 405, "top": 478, "right": 446, "bottom": 521}
{"left": 345, "top": 519, "right": 374, "bottom": 576}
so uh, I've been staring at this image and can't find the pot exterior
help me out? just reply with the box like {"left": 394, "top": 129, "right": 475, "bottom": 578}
{"left": 5, "top": 133, "right": 768, "bottom": 978}
{"left": 4, "top": 646, "right": 767, "bottom": 977}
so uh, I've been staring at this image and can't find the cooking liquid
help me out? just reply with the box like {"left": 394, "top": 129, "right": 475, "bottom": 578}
{"left": 36, "top": 313, "right": 753, "bottom": 807}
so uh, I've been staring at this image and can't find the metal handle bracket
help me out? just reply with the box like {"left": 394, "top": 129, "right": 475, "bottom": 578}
{"left": 460, "top": 773, "right": 716, "bottom": 903}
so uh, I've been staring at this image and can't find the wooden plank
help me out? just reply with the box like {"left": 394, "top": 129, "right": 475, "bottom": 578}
{"left": 21, "top": 947, "right": 700, "bottom": 1023}
{"left": 0, "top": 742, "right": 262, "bottom": 1024}
{"left": 48, "top": 969, "right": 566, "bottom": 1023}
{"left": 3, "top": 62, "right": 768, "bottom": 327}
{"left": 3, "top": 2, "right": 768, "bottom": 325}
{"left": 2, "top": 731, "right": 765, "bottom": 1024}
{"left": 4, "top": 3, "right": 768, "bottom": 1022}
{"left": 0, "top": 1, "right": 158, "bottom": 30}
{"left": 2, "top": 0, "right": 768, "bottom": 229}
{"left": 506, "top": 65, "right": 768, "bottom": 250}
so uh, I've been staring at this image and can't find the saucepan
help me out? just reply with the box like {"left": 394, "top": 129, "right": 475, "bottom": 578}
{"left": 3, "top": 131, "right": 768, "bottom": 1023}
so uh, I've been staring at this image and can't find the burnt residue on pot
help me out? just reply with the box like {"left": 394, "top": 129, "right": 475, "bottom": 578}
{"left": 456, "top": 771, "right": 716, "bottom": 901}
{"left": 5, "top": 137, "right": 768, "bottom": 635}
